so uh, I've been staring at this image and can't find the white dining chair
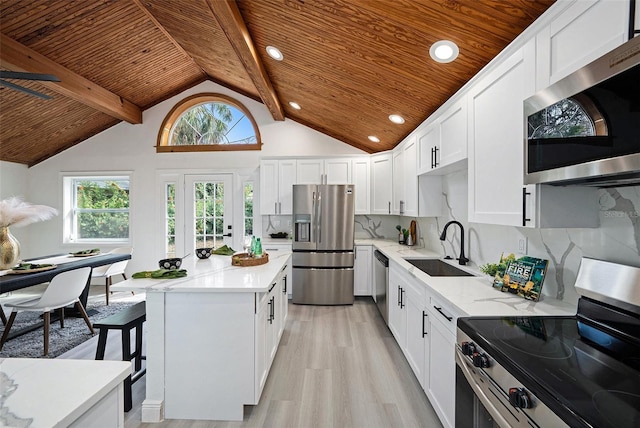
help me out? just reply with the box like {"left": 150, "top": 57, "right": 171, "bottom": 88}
{"left": 0, "top": 267, "right": 95, "bottom": 356}
{"left": 91, "top": 247, "right": 132, "bottom": 305}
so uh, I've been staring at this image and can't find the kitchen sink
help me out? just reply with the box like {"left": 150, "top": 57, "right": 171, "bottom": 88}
{"left": 404, "top": 258, "right": 474, "bottom": 277}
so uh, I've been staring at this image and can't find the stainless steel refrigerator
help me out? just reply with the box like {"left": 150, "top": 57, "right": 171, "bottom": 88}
{"left": 292, "top": 184, "right": 355, "bottom": 305}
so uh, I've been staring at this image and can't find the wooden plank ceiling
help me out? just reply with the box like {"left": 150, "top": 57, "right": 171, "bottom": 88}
{"left": 0, "top": 0, "right": 554, "bottom": 167}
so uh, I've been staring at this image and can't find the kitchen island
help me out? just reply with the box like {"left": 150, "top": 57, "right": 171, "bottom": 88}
{"left": 111, "top": 251, "right": 292, "bottom": 423}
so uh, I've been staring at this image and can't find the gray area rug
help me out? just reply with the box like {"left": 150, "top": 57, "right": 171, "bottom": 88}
{"left": 0, "top": 301, "right": 136, "bottom": 359}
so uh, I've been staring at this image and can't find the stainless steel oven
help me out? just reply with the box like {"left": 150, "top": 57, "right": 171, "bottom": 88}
{"left": 455, "top": 257, "right": 640, "bottom": 428}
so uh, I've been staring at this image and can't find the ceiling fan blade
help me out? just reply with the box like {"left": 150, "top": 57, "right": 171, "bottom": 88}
{"left": 0, "top": 70, "right": 60, "bottom": 82}
{"left": 0, "top": 79, "right": 52, "bottom": 99}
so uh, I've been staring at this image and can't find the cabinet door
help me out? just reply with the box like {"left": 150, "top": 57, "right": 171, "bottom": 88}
{"left": 325, "top": 158, "right": 352, "bottom": 184}
{"left": 428, "top": 316, "right": 456, "bottom": 428}
{"left": 536, "top": 0, "right": 627, "bottom": 88}
{"left": 417, "top": 123, "right": 440, "bottom": 174}
{"left": 278, "top": 160, "right": 296, "bottom": 215}
{"left": 254, "top": 292, "right": 269, "bottom": 400}
{"left": 352, "top": 158, "right": 370, "bottom": 214}
{"left": 468, "top": 40, "right": 535, "bottom": 226}
{"left": 260, "top": 160, "right": 279, "bottom": 215}
{"left": 279, "top": 263, "right": 291, "bottom": 334}
{"left": 370, "top": 152, "right": 393, "bottom": 215}
{"left": 388, "top": 266, "right": 407, "bottom": 350}
{"left": 439, "top": 99, "right": 467, "bottom": 168}
{"left": 296, "top": 159, "right": 323, "bottom": 184}
{"left": 402, "top": 139, "right": 418, "bottom": 217}
{"left": 405, "top": 281, "right": 428, "bottom": 390}
{"left": 354, "top": 245, "right": 372, "bottom": 296}
{"left": 392, "top": 149, "right": 404, "bottom": 215}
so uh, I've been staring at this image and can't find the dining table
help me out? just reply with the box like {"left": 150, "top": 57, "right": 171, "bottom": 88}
{"left": 0, "top": 252, "right": 131, "bottom": 338}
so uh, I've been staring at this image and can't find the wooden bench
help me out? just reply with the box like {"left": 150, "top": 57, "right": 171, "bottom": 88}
{"left": 93, "top": 301, "right": 146, "bottom": 412}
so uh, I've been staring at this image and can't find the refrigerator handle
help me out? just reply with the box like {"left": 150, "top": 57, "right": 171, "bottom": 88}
{"left": 317, "top": 191, "right": 322, "bottom": 244}
{"left": 312, "top": 191, "right": 317, "bottom": 244}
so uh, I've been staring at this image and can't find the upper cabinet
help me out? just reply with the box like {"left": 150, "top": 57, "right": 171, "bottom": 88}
{"left": 468, "top": 41, "right": 536, "bottom": 226}
{"left": 370, "top": 152, "right": 393, "bottom": 215}
{"left": 535, "top": 0, "right": 628, "bottom": 89}
{"left": 417, "top": 98, "right": 468, "bottom": 176}
{"left": 392, "top": 138, "right": 418, "bottom": 217}
{"left": 296, "top": 158, "right": 352, "bottom": 185}
{"left": 260, "top": 159, "right": 296, "bottom": 215}
{"left": 352, "top": 158, "right": 370, "bottom": 214}
{"left": 468, "top": 40, "right": 599, "bottom": 228}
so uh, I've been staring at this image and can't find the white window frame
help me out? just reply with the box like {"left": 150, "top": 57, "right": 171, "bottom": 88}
{"left": 62, "top": 172, "right": 133, "bottom": 244}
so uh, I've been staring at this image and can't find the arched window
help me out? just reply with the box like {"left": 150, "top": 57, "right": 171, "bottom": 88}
{"left": 157, "top": 93, "right": 262, "bottom": 152}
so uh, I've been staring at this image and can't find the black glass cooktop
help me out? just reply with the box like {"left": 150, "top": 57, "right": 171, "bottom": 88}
{"left": 458, "top": 315, "right": 640, "bottom": 428}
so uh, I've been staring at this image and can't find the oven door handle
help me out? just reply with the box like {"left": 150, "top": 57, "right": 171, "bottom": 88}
{"left": 455, "top": 349, "right": 513, "bottom": 428}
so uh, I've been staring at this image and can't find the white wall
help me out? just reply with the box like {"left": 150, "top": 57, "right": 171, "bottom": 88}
{"left": 20, "top": 80, "right": 365, "bottom": 273}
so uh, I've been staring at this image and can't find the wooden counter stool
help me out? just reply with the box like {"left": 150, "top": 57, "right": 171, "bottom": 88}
{"left": 93, "top": 301, "right": 146, "bottom": 412}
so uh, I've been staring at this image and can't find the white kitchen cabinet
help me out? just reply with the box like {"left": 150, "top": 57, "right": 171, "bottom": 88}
{"left": 260, "top": 159, "right": 296, "bottom": 215}
{"left": 388, "top": 262, "right": 407, "bottom": 350}
{"left": 535, "top": 0, "right": 628, "bottom": 89}
{"left": 352, "top": 157, "right": 370, "bottom": 214}
{"left": 405, "top": 275, "right": 430, "bottom": 391}
{"left": 427, "top": 295, "right": 460, "bottom": 428}
{"left": 468, "top": 41, "right": 535, "bottom": 226}
{"left": 417, "top": 98, "right": 467, "bottom": 176}
{"left": 371, "top": 152, "right": 393, "bottom": 215}
{"left": 296, "top": 158, "right": 352, "bottom": 184}
{"left": 278, "top": 260, "right": 291, "bottom": 338}
{"left": 296, "top": 158, "right": 324, "bottom": 184}
{"left": 354, "top": 245, "right": 372, "bottom": 296}
{"left": 392, "top": 138, "right": 418, "bottom": 216}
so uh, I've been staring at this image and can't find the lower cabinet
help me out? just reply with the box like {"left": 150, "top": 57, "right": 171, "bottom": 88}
{"left": 388, "top": 262, "right": 407, "bottom": 350}
{"left": 255, "top": 261, "right": 290, "bottom": 403}
{"left": 354, "top": 245, "right": 372, "bottom": 296}
{"left": 426, "top": 296, "right": 459, "bottom": 428}
{"left": 388, "top": 261, "right": 460, "bottom": 428}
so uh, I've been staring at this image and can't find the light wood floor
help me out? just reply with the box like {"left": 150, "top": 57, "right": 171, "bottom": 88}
{"left": 59, "top": 290, "right": 443, "bottom": 428}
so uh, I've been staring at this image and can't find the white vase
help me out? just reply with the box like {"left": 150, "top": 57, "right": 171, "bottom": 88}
{"left": 0, "top": 226, "right": 20, "bottom": 269}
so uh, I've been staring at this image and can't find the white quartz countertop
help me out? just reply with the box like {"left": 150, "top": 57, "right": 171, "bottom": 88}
{"left": 356, "top": 239, "right": 577, "bottom": 317}
{"left": 0, "top": 358, "right": 130, "bottom": 428}
{"left": 111, "top": 250, "right": 292, "bottom": 293}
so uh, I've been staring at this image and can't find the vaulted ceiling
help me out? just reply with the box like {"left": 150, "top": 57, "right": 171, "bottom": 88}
{"left": 0, "top": 0, "right": 554, "bottom": 167}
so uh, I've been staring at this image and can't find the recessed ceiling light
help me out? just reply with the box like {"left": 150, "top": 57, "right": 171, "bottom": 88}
{"left": 430, "top": 40, "right": 459, "bottom": 63}
{"left": 368, "top": 135, "right": 380, "bottom": 143}
{"left": 289, "top": 101, "right": 301, "bottom": 110}
{"left": 388, "top": 114, "right": 405, "bottom": 124}
{"left": 266, "top": 45, "right": 283, "bottom": 61}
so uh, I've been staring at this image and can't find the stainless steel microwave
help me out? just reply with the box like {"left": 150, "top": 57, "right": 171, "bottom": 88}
{"left": 524, "top": 36, "right": 640, "bottom": 187}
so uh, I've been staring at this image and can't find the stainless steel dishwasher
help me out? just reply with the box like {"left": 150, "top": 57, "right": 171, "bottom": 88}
{"left": 373, "top": 250, "right": 389, "bottom": 325}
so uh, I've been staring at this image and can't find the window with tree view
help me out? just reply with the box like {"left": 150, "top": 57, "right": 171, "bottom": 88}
{"left": 157, "top": 93, "right": 262, "bottom": 152}
{"left": 67, "top": 177, "right": 130, "bottom": 242}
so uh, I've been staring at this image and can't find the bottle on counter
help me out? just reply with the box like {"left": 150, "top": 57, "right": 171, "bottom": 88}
{"left": 250, "top": 235, "right": 256, "bottom": 256}
{"left": 254, "top": 237, "right": 263, "bottom": 258}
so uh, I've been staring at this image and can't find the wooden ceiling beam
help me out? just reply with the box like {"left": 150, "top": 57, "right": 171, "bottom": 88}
{"left": 0, "top": 34, "right": 142, "bottom": 124}
{"left": 205, "top": 0, "right": 285, "bottom": 121}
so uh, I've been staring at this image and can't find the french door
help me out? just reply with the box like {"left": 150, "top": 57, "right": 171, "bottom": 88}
{"left": 184, "top": 175, "right": 233, "bottom": 255}
{"left": 163, "top": 173, "right": 234, "bottom": 259}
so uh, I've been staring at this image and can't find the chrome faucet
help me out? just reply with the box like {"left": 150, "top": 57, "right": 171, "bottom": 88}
{"left": 439, "top": 220, "right": 469, "bottom": 266}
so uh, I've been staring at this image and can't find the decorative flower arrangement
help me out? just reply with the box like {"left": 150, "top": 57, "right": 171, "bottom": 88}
{"left": 0, "top": 197, "right": 59, "bottom": 269}
{"left": 0, "top": 197, "right": 58, "bottom": 227}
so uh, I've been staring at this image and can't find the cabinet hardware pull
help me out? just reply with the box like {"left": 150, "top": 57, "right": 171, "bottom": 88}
{"left": 422, "top": 311, "right": 428, "bottom": 337}
{"left": 522, "top": 187, "right": 531, "bottom": 227}
{"left": 283, "top": 275, "right": 287, "bottom": 294}
{"left": 431, "top": 147, "right": 435, "bottom": 169}
{"left": 434, "top": 306, "right": 452, "bottom": 322}
{"left": 400, "top": 287, "right": 405, "bottom": 309}
{"left": 434, "top": 146, "right": 439, "bottom": 168}
{"left": 388, "top": 201, "right": 391, "bottom": 214}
